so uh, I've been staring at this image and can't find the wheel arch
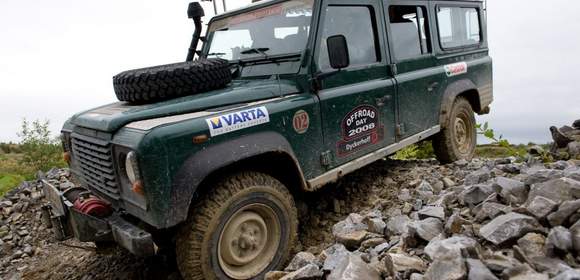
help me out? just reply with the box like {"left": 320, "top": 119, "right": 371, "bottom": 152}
{"left": 165, "top": 132, "right": 307, "bottom": 228}
{"left": 439, "top": 79, "right": 482, "bottom": 129}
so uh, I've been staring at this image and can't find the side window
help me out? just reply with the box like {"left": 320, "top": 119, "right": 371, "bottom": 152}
{"left": 437, "top": 7, "right": 481, "bottom": 49}
{"left": 318, "top": 6, "right": 380, "bottom": 70}
{"left": 389, "top": 6, "right": 431, "bottom": 61}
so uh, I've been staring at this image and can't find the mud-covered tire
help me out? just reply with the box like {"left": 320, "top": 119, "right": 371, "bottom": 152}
{"left": 433, "top": 97, "right": 476, "bottom": 163}
{"left": 176, "top": 172, "right": 298, "bottom": 280}
{"left": 113, "top": 59, "right": 231, "bottom": 103}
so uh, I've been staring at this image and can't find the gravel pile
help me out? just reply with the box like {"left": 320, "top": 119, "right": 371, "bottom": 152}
{"left": 268, "top": 157, "right": 580, "bottom": 280}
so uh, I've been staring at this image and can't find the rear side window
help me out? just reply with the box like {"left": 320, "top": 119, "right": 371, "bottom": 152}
{"left": 437, "top": 7, "right": 481, "bottom": 49}
{"left": 389, "top": 5, "right": 431, "bottom": 61}
{"left": 318, "top": 6, "right": 380, "bottom": 70}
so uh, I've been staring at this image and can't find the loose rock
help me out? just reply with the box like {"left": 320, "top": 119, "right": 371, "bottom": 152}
{"left": 479, "top": 213, "right": 542, "bottom": 245}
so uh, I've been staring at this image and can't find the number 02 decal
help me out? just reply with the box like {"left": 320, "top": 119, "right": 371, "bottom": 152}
{"left": 292, "top": 110, "right": 310, "bottom": 134}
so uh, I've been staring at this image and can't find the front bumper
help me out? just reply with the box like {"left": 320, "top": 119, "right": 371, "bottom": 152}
{"left": 42, "top": 180, "right": 156, "bottom": 256}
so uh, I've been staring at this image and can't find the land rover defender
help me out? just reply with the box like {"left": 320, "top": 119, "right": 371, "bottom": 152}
{"left": 44, "top": 0, "right": 492, "bottom": 279}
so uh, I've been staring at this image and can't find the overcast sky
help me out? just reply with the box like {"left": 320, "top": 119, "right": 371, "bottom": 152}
{"left": 0, "top": 0, "right": 579, "bottom": 144}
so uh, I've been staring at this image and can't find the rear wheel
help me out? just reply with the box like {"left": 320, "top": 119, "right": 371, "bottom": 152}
{"left": 433, "top": 97, "right": 476, "bottom": 163}
{"left": 176, "top": 172, "right": 298, "bottom": 280}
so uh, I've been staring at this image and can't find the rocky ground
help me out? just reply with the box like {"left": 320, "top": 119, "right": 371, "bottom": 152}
{"left": 1, "top": 121, "right": 580, "bottom": 280}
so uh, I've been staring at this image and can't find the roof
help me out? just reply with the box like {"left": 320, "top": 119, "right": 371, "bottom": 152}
{"left": 210, "top": 0, "right": 483, "bottom": 22}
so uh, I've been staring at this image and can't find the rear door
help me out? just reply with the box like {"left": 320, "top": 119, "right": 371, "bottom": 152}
{"left": 314, "top": 0, "right": 397, "bottom": 168}
{"left": 384, "top": 1, "right": 445, "bottom": 138}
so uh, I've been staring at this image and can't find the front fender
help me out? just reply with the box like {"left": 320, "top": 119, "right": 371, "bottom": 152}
{"left": 166, "top": 131, "right": 303, "bottom": 228}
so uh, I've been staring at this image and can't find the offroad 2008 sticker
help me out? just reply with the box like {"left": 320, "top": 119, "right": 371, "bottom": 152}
{"left": 444, "top": 62, "right": 468, "bottom": 77}
{"left": 337, "top": 105, "right": 383, "bottom": 157}
{"left": 206, "top": 106, "right": 270, "bottom": 137}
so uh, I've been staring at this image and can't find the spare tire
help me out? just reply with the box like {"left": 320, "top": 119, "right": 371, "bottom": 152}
{"left": 113, "top": 58, "right": 231, "bottom": 103}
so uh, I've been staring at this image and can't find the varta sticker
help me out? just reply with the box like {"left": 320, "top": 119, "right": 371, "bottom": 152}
{"left": 444, "top": 62, "right": 468, "bottom": 77}
{"left": 206, "top": 106, "right": 270, "bottom": 136}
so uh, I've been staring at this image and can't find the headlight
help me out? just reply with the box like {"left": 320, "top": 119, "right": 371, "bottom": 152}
{"left": 125, "top": 151, "right": 139, "bottom": 184}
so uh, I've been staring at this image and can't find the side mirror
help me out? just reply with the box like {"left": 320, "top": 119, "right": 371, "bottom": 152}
{"left": 327, "top": 35, "right": 350, "bottom": 70}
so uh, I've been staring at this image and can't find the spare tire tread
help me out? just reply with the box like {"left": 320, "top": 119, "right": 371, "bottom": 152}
{"left": 113, "top": 58, "right": 231, "bottom": 103}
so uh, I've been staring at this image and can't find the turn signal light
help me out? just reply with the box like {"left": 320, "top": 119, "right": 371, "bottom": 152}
{"left": 63, "top": 152, "right": 71, "bottom": 163}
{"left": 193, "top": 134, "right": 209, "bottom": 144}
{"left": 132, "top": 180, "right": 145, "bottom": 195}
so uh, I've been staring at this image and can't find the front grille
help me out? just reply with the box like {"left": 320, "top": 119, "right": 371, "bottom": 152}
{"left": 71, "top": 134, "right": 120, "bottom": 200}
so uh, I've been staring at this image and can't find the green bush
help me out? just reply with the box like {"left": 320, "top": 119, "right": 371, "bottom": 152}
{"left": 18, "top": 119, "right": 66, "bottom": 172}
{"left": 392, "top": 141, "right": 435, "bottom": 160}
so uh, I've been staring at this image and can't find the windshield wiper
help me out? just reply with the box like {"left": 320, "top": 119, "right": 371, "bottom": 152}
{"left": 240, "top": 47, "right": 270, "bottom": 56}
{"left": 207, "top": 52, "right": 226, "bottom": 57}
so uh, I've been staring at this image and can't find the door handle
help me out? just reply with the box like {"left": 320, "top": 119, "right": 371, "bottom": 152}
{"left": 427, "top": 82, "right": 440, "bottom": 92}
{"left": 376, "top": 95, "right": 392, "bottom": 107}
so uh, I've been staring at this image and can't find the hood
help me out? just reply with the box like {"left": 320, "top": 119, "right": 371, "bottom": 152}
{"left": 70, "top": 78, "right": 301, "bottom": 133}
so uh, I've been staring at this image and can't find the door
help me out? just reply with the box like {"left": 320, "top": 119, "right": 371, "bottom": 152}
{"left": 314, "top": 0, "right": 397, "bottom": 168}
{"left": 384, "top": 1, "right": 445, "bottom": 138}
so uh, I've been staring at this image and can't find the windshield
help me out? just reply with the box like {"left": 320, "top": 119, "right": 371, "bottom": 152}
{"left": 206, "top": 0, "right": 314, "bottom": 61}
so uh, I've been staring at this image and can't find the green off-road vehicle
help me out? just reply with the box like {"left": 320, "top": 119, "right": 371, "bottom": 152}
{"left": 44, "top": 0, "right": 492, "bottom": 278}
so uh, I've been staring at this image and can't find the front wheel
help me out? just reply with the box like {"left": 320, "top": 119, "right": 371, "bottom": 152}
{"left": 433, "top": 97, "right": 477, "bottom": 163}
{"left": 176, "top": 172, "right": 298, "bottom": 280}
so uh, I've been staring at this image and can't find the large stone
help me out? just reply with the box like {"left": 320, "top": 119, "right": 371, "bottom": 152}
{"left": 418, "top": 206, "right": 445, "bottom": 221}
{"left": 363, "top": 217, "right": 386, "bottom": 235}
{"left": 479, "top": 213, "right": 542, "bottom": 245}
{"left": 424, "top": 236, "right": 479, "bottom": 261}
{"left": 492, "top": 177, "right": 527, "bottom": 204}
{"left": 332, "top": 214, "right": 369, "bottom": 249}
{"left": 474, "top": 202, "right": 511, "bottom": 222}
{"left": 526, "top": 178, "right": 580, "bottom": 204}
{"left": 385, "top": 215, "right": 411, "bottom": 236}
{"left": 464, "top": 168, "right": 491, "bottom": 185}
{"left": 321, "top": 244, "right": 350, "bottom": 272}
{"left": 553, "top": 269, "right": 580, "bottom": 280}
{"left": 327, "top": 254, "right": 380, "bottom": 280}
{"left": 483, "top": 252, "right": 520, "bottom": 273}
{"left": 280, "top": 264, "right": 323, "bottom": 280}
{"left": 547, "top": 199, "right": 580, "bottom": 226}
{"left": 460, "top": 184, "right": 494, "bottom": 208}
{"left": 504, "top": 264, "right": 549, "bottom": 280}
{"left": 570, "top": 220, "right": 580, "bottom": 254}
{"left": 517, "top": 233, "right": 546, "bottom": 258}
{"left": 424, "top": 254, "right": 466, "bottom": 280}
{"left": 525, "top": 196, "right": 558, "bottom": 220}
{"left": 285, "top": 252, "right": 318, "bottom": 272}
{"left": 466, "top": 259, "right": 498, "bottom": 280}
{"left": 545, "top": 226, "right": 572, "bottom": 253}
{"left": 389, "top": 253, "right": 427, "bottom": 273}
{"left": 565, "top": 167, "right": 580, "bottom": 181}
{"left": 524, "top": 168, "right": 564, "bottom": 185}
{"left": 411, "top": 217, "right": 443, "bottom": 241}
{"left": 531, "top": 257, "right": 572, "bottom": 277}
{"left": 568, "top": 142, "right": 580, "bottom": 158}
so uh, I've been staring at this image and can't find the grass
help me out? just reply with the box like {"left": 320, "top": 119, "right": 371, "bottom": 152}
{"left": 0, "top": 174, "right": 25, "bottom": 197}
{"left": 0, "top": 150, "right": 46, "bottom": 198}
